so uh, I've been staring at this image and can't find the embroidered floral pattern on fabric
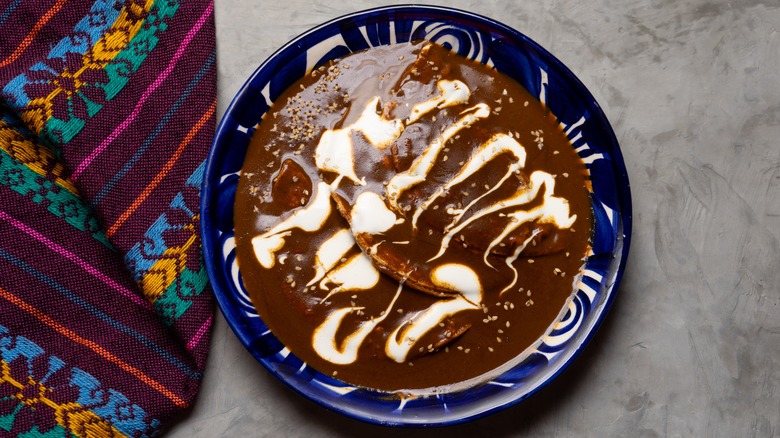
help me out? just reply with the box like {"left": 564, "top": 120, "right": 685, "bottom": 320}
{"left": 0, "top": 324, "right": 158, "bottom": 437}
{"left": 1, "top": 0, "right": 179, "bottom": 145}
{"left": 0, "top": 113, "right": 110, "bottom": 247}
{"left": 125, "top": 164, "right": 209, "bottom": 323}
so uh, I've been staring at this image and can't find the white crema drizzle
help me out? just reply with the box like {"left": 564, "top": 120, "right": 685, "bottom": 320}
{"left": 315, "top": 79, "right": 473, "bottom": 189}
{"left": 319, "top": 253, "right": 380, "bottom": 301}
{"left": 411, "top": 133, "right": 527, "bottom": 230}
{"left": 386, "top": 264, "right": 481, "bottom": 363}
{"left": 314, "top": 96, "right": 404, "bottom": 185}
{"left": 350, "top": 191, "right": 401, "bottom": 234}
{"left": 385, "top": 103, "right": 491, "bottom": 212}
{"left": 430, "top": 170, "right": 577, "bottom": 265}
{"left": 306, "top": 228, "right": 381, "bottom": 301}
{"left": 251, "top": 181, "right": 333, "bottom": 268}
{"left": 314, "top": 281, "right": 404, "bottom": 365}
{"left": 407, "top": 80, "right": 470, "bottom": 124}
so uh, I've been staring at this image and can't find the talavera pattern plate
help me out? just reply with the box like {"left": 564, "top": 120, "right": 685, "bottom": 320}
{"left": 201, "top": 5, "right": 632, "bottom": 426}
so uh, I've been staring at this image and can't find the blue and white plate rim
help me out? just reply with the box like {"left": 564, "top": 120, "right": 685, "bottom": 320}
{"left": 201, "top": 4, "right": 632, "bottom": 426}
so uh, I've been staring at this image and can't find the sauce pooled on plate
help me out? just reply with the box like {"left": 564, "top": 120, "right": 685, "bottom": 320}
{"left": 234, "top": 41, "right": 592, "bottom": 392}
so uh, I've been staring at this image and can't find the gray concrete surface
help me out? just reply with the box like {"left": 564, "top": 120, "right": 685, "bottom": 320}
{"left": 168, "top": 0, "right": 780, "bottom": 436}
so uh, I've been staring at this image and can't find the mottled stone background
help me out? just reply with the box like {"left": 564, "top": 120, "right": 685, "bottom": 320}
{"left": 169, "top": 1, "right": 780, "bottom": 436}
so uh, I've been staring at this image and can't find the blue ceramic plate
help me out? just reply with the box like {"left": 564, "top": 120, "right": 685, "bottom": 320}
{"left": 201, "top": 5, "right": 631, "bottom": 426}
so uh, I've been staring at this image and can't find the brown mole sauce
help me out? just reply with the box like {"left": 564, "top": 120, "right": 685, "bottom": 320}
{"left": 234, "top": 41, "right": 592, "bottom": 392}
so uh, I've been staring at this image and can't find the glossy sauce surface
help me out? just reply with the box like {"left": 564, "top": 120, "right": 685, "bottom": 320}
{"left": 234, "top": 41, "right": 592, "bottom": 392}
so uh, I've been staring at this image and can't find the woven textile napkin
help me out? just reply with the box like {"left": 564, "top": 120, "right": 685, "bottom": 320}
{"left": 0, "top": 1, "right": 216, "bottom": 436}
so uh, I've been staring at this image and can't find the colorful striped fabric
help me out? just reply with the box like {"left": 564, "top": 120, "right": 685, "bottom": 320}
{"left": 0, "top": 0, "right": 216, "bottom": 436}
